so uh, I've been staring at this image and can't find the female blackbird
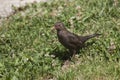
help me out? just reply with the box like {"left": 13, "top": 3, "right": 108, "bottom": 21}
{"left": 54, "top": 22, "right": 101, "bottom": 56}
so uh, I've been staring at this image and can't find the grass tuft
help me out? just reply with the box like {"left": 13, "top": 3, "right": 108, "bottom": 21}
{"left": 0, "top": 0, "right": 120, "bottom": 79}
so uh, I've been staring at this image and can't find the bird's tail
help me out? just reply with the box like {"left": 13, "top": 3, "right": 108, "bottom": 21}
{"left": 80, "top": 33, "right": 101, "bottom": 43}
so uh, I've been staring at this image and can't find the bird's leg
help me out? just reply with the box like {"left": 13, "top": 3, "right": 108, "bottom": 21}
{"left": 72, "top": 50, "right": 76, "bottom": 58}
{"left": 69, "top": 49, "right": 75, "bottom": 57}
{"left": 69, "top": 49, "right": 77, "bottom": 61}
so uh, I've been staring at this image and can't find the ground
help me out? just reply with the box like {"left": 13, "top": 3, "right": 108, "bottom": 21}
{"left": 0, "top": 0, "right": 47, "bottom": 18}
{"left": 0, "top": 0, "right": 120, "bottom": 80}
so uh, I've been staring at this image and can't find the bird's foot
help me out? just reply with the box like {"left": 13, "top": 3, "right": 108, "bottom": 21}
{"left": 71, "top": 54, "right": 79, "bottom": 63}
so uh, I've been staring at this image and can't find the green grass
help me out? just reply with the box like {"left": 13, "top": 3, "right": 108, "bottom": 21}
{"left": 0, "top": 0, "right": 120, "bottom": 80}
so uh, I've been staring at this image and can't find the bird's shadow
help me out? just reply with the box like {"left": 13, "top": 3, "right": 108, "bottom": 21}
{"left": 50, "top": 41, "right": 96, "bottom": 60}
{"left": 49, "top": 49, "right": 71, "bottom": 61}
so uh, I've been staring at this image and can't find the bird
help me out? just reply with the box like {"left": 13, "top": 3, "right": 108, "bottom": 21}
{"left": 54, "top": 22, "right": 101, "bottom": 57}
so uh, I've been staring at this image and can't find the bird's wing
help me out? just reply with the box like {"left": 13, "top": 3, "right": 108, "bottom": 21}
{"left": 67, "top": 33, "right": 82, "bottom": 45}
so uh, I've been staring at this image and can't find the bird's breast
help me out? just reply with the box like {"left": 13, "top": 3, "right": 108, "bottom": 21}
{"left": 57, "top": 31, "right": 73, "bottom": 49}
{"left": 57, "top": 31, "right": 67, "bottom": 43}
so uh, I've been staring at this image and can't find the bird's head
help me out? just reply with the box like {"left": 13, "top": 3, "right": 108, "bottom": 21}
{"left": 54, "top": 22, "right": 66, "bottom": 31}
